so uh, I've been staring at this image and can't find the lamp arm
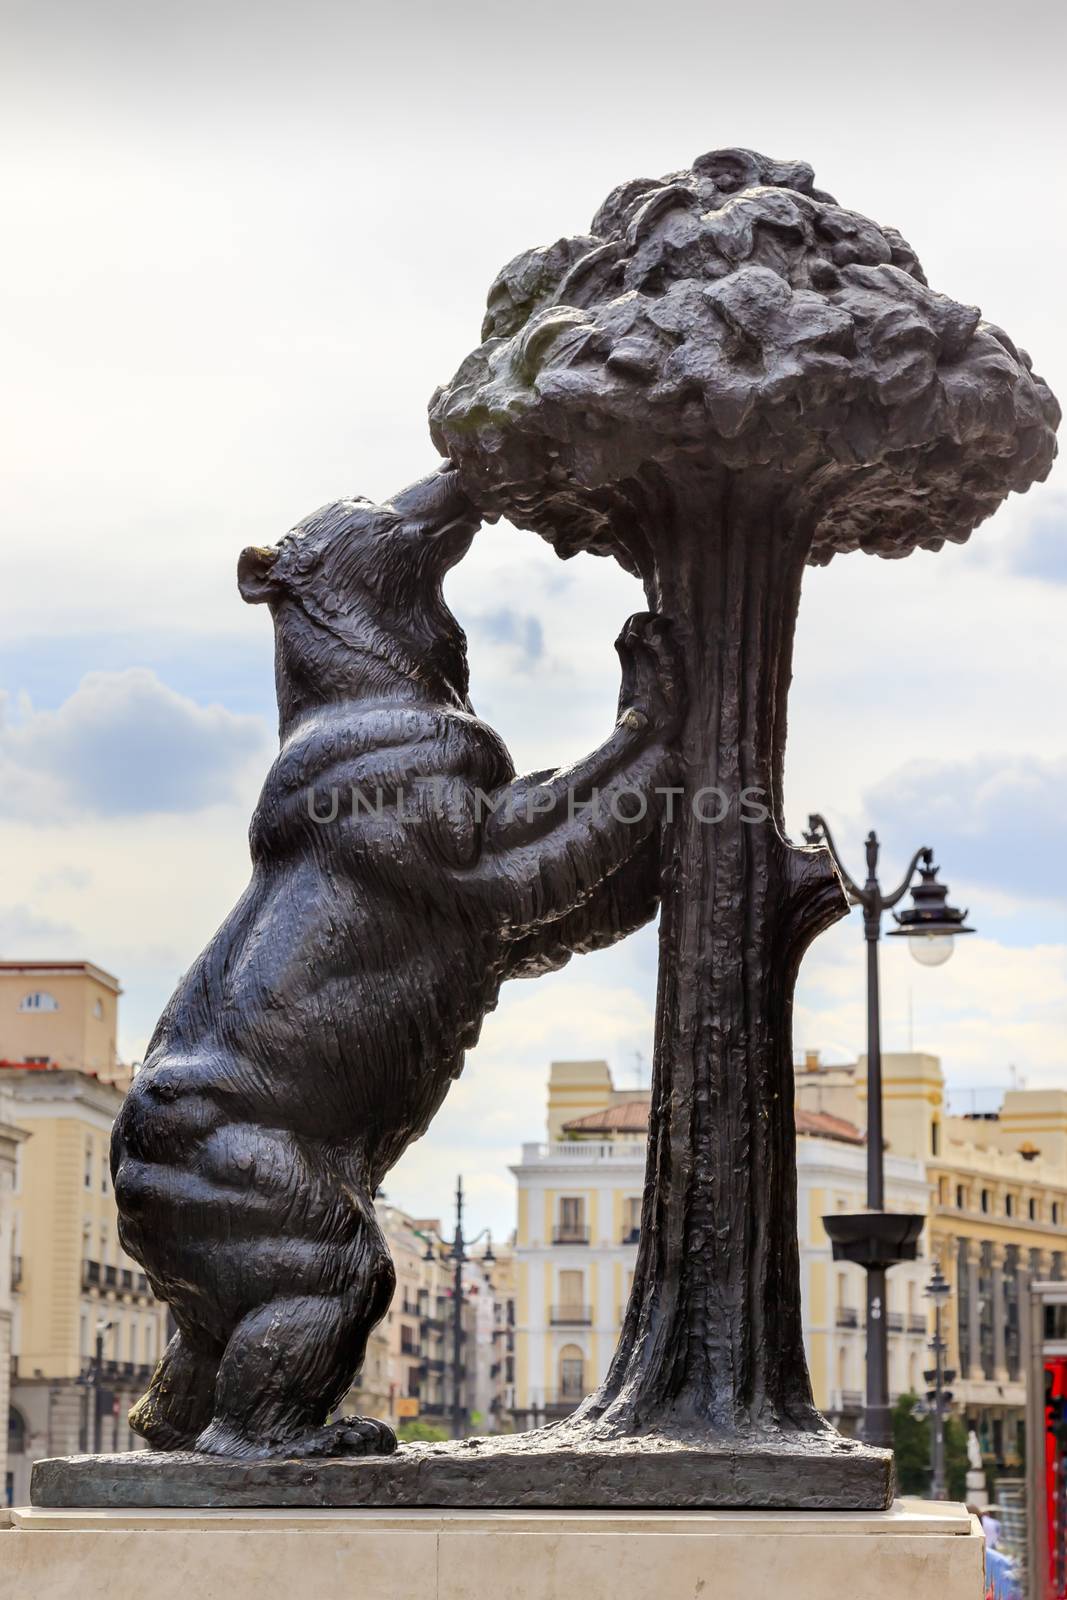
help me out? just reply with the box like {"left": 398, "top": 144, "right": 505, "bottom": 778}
{"left": 804, "top": 813, "right": 864, "bottom": 903}
{"left": 882, "top": 846, "right": 933, "bottom": 910}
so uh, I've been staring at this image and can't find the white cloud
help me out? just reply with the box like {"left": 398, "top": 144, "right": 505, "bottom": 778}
{"left": 0, "top": 902, "right": 78, "bottom": 953}
{"left": 2, "top": 0, "right": 1065, "bottom": 1236}
{"left": 0, "top": 670, "right": 271, "bottom": 820}
{"left": 796, "top": 919, "right": 1067, "bottom": 1096}
{"left": 864, "top": 751, "right": 1067, "bottom": 905}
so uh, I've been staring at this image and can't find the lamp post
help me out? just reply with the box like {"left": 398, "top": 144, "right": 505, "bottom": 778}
{"left": 89, "top": 1317, "right": 112, "bottom": 1454}
{"left": 924, "top": 1262, "right": 955, "bottom": 1501}
{"left": 804, "top": 817, "right": 973, "bottom": 1448}
{"left": 425, "top": 1176, "right": 494, "bottom": 1439}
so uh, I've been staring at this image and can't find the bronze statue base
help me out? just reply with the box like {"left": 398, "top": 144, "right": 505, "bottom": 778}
{"left": 32, "top": 1431, "right": 893, "bottom": 1511}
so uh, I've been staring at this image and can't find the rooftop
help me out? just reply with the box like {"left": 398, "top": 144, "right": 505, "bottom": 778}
{"left": 561, "top": 1095, "right": 864, "bottom": 1146}
{"left": 0, "top": 959, "right": 122, "bottom": 993}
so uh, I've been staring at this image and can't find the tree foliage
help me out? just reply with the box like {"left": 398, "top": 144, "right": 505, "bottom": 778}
{"left": 430, "top": 147, "right": 1059, "bottom": 576}
{"left": 892, "top": 1392, "right": 970, "bottom": 1500}
{"left": 396, "top": 1420, "right": 449, "bottom": 1443}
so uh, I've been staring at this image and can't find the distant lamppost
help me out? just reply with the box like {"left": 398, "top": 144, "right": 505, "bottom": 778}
{"left": 81, "top": 1316, "right": 113, "bottom": 1454}
{"left": 425, "top": 1176, "right": 494, "bottom": 1439}
{"left": 924, "top": 1261, "right": 955, "bottom": 1501}
{"left": 804, "top": 817, "right": 974, "bottom": 1448}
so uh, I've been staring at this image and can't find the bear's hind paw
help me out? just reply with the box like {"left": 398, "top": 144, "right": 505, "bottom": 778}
{"left": 283, "top": 1415, "right": 398, "bottom": 1459}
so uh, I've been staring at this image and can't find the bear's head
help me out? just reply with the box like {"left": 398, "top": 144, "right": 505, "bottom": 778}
{"left": 238, "top": 465, "right": 481, "bottom": 729}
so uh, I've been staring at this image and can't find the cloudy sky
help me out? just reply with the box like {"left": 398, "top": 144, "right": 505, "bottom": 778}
{"left": 3, "top": 0, "right": 1065, "bottom": 1237}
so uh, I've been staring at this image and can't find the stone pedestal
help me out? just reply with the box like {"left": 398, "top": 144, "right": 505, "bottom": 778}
{"left": 1, "top": 1499, "right": 984, "bottom": 1600}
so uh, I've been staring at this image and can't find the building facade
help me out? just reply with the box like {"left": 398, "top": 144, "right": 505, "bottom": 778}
{"left": 513, "top": 1052, "right": 1067, "bottom": 1467}
{"left": 795, "top": 1107, "right": 930, "bottom": 1426}
{"left": 799, "top": 1049, "right": 1067, "bottom": 1471}
{"left": 0, "top": 960, "right": 167, "bottom": 1504}
{"left": 510, "top": 1060, "right": 642, "bottom": 1422}
{"left": 0, "top": 961, "right": 127, "bottom": 1087}
{"left": 345, "top": 1200, "right": 508, "bottom": 1436}
{"left": 0, "top": 1092, "right": 27, "bottom": 1505}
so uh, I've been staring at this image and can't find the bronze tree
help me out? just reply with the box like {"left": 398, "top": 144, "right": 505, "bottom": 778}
{"left": 430, "top": 148, "right": 1059, "bottom": 1448}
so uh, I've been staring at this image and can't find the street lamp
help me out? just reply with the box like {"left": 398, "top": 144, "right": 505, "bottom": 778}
{"left": 424, "top": 1176, "right": 494, "bottom": 1439}
{"left": 924, "top": 1261, "right": 955, "bottom": 1501}
{"left": 804, "top": 817, "right": 974, "bottom": 1449}
{"left": 82, "top": 1316, "right": 113, "bottom": 1454}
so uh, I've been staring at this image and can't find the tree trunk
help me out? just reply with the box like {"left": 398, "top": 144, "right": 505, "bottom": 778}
{"left": 576, "top": 465, "right": 848, "bottom": 1440}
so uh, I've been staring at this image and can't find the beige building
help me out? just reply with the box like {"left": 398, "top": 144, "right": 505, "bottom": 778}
{"left": 513, "top": 1052, "right": 1067, "bottom": 1467}
{"left": 511, "top": 1061, "right": 644, "bottom": 1423}
{"left": 0, "top": 961, "right": 167, "bottom": 1504}
{"left": 799, "top": 1049, "right": 1067, "bottom": 1470}
{"left": 511, "top": 1059, "right": 929, "bottom": 1426}
{"left": 346, "top": 1199, "right": 507, "bottom": 1436}
{"left": 0, "top": 1091, "right": 28, "bottom": 1505}
{"left": 0, "top": 961, "right": 128, "bottom": 1087}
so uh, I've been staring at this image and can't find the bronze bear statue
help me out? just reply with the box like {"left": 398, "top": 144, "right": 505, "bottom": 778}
{"left": 111, "top": 465, "right": 678, "bottom": 1459}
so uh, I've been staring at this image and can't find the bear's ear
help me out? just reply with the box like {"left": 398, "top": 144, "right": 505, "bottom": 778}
{"left": 237, "top": 546, "right": 280, "bottom": 605}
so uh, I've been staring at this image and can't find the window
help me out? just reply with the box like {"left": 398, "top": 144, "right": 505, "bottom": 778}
{"left": 559, "top": 1270, "right": 584, "bottom": 1309}
{"left": 956, "top": 1184, "right": 965, "bottom": 1209}
{"left": 8, "top": 1408, "right": 27, "bottom": 1457}
{"left": 101, "top": 1156, "right": 108, "bottom": 1195}
{"left": 1029, "top": 1198, "right": 1037, "bottom": 1221}
{"left": 93, "top": 999, "right": 103, "bottom": 1019}
{"left": 981, "top": 1189, "right": 991, "bottom": 1214}
{"left": 556, "top": 1197, "right": 587, "bottom": 1244}
{"left": 1054, "top": 1203, "right": 1062, "bottom": 1226}
{"left": 84, "top": 1140, "right": 94, "bottom": 1190}
{"left": 559, "top": 1345, "right": 585, "bottom": 1401}
{"left": 1005, "top": 1195, "right": 1014, "bottom": 1218}
{"left": 623, "top": 1197, "right": 641, "bottom": 1243}
{"left": 18, "top": 991, "right": 58, "bottom": 1012}
{"left": 931, "top": 1121, "right": 941, "bottom": 1156}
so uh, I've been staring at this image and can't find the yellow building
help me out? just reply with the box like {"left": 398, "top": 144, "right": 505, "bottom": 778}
{"left": 0, "top": 961, "right": 126, "bottom": 1085}
{"left": 800, "top": 1050, "right": 1067, "bottom": 1469}
{"left": 0, "top": 1091, "right": 28, "bottom": 1506}
{"left": 514, "top": 1052, "right": 1067, "bottom": 1469}
{"left": 345, "top": 1200, "right": 502, "bottom": 1436}
{"left": 0, "top": 961, "right": 168, "bottom": 1504}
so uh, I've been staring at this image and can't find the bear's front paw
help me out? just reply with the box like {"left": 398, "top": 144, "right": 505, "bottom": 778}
{"left": 615, "top": 612, "right": 681, "bottom": 737}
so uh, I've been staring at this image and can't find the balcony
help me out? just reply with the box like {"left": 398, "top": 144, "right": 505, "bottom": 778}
{"left": 839, "top": 1390, "right": 864, "bottom": 1411}
{"left": 886, "top": 1311, "right": 905, "bottom": 1332}
{"left": 420, "top": 1356, "right": 447, "bottom": 1373}
{"left": 104, "top": 1265, "right": 118, "bottom": 1288}
{"left": 835, "top": 1306, "right": 859, "bottom": 1329}
{"left": 120, "top": 1268, "right": 134, "bottom": 1292}
{"left": 82, "top": 1259, "right": 101, "bottom": 1290}
{"left": 621, "top": 1228, "right": 641, "bottom": 1245}
{"left": 518, "top": 1389, "right": 587, "bottom": 1417}
{"left": 94, "top": 1360, "right": 156, "bottom": 1386}
{"left": 400, "top": 1344, "right": 422, "bottom": 1360}
{"left": 521, "top": 1141, "right": 647, "bottom": 1166}
{"left": 552, "top": 1225, "right": 590, "bottom": 1246}
{"left": 549, "top": 1304, "right": 593, "bottom": 1326}
{"left": 908, "top": 1314, "right": 927, "bottom": 1334}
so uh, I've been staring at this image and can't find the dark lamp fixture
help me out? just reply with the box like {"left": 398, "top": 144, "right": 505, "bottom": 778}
{"left": 886, "top": 853, "right": 974, "bottom": 967}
